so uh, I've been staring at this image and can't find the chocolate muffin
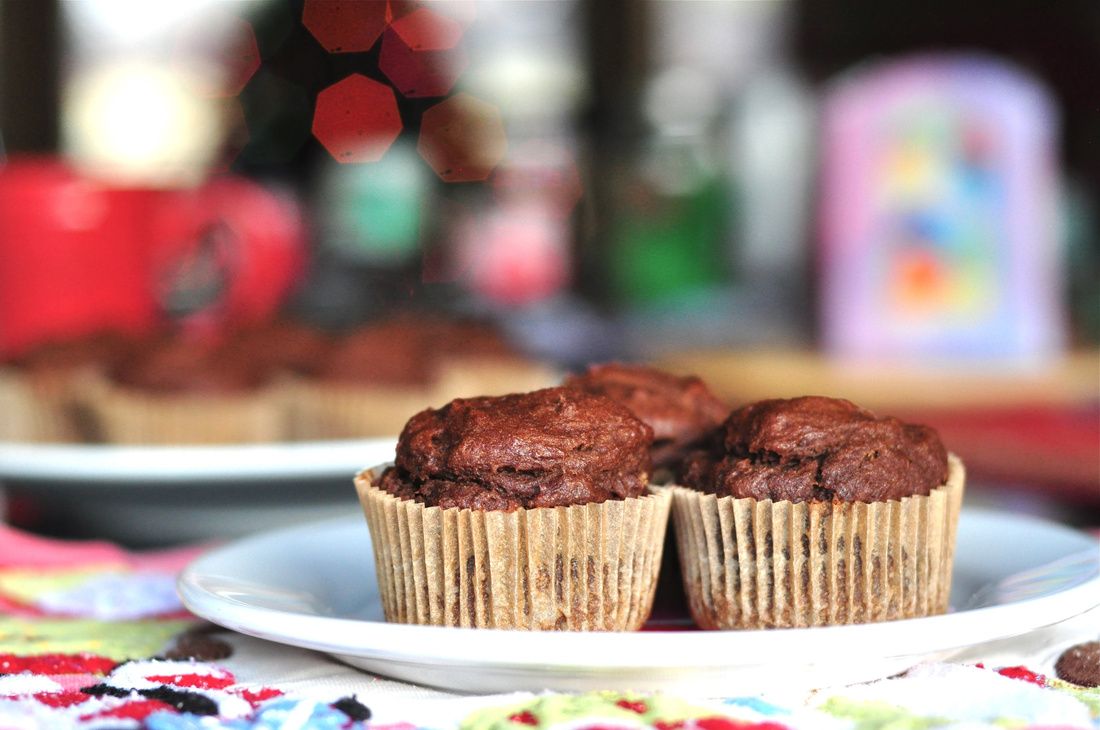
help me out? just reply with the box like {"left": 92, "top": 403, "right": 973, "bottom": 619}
{"left": 379, "top": 387, "right": 653, "bottom": 510}
{"left": 8, "top": 331, "right": 142, "bottom": 442}
{"left": 226, "top": 320, "right": 332, "bottom": 377}
{"left": 14, "top": 331, "right": 138, "bottom": 377}
{"left": 111, "top": 336, "right": 266, "bottom": 394}
{"left": 315, "top": 318, "right": 437, "bottom": 387}
{"left": 294, "top": 314, "right": 553, "bottom": 439}
{"left": 565, "top": 363, "right": 728, "bottom": 472}
{"left": 668, "top": 395, "right": 965, "bottom": 629}
{"left": 315, "top": 314, "right": 516, "bottom": 387}
{"left": 679, "top": 396, "right": 948, "bottom": 503}
{"left": 354, "top": 387, "right": 672, "bottom": 630}
{"left": 88, "top": 334, "right": 283, "bottom": 444}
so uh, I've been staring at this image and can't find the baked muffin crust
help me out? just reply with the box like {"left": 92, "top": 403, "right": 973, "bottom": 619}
{"left": 379, "top": 386, "right": 653, "bottom": 510}
{"left": 565, "top": 363, "right": 727, "bottom": 471}
{"left": 680, "top": 395, "right": 948, "bottom": 502}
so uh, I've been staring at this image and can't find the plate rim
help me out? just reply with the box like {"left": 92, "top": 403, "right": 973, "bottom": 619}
{"left": 177, "top": 508, "right": 1100, "bottom": 672}
{"left": 0, "top": 438, "right": 396, "bottom": 483}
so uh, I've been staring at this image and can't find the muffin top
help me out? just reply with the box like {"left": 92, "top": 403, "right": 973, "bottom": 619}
{"left": 378, "top": 386, "right": 654, "bottom": 510}
{"left": 226, "top": 321, "right": 332, "bottom": 376}
{"left": 316, "top": 319, "right": 437, "bottom": 386}
{"left": 316, "top": 315, "right": 518, "bottom": 387}
{"left": 13, "top": 331, "right": 138, "bottom": 375}
{"left": 679, "top": 396, "right": 948, "bottom": 502}
{"left": 565, "top": 363, "right": 728, "bottom": 471}
{"left": 111, "top": 336, "right": 266, "bottom": 394}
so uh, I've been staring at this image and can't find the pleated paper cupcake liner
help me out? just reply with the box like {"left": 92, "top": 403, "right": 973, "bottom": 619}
{"left": 667, "top": 454, "right": 965, "bottom": 629}
{"left": 355, "top": 468, "right": 672, "bottom": 631}
{"left": 0, "top": 368, "right": 37, "bottom": 442}
{"left": 1, "top": 368, "right": 96, "bottom": 443}
{"left": 84, "top": 374, "right": 285, "bottom": 445}
{"left": 286, "top": 380, "right": 438, "bottom": 440}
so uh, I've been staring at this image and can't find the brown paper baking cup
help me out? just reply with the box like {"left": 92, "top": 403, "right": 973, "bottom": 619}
{"left": 0, "top": 369, "right": 36, "bottom": 442}
{"left": 86, "top": 375, "right": 284, "bottom": 445}
{"left": 287, "top": 380, "right": 437, "bottom": 440}
{"left": 668, "top": 454, "right": 965, "bottom": 629}
{"left": 355, "top": 468, "right": 672, "bottom": 630}
{"left": 3, "top": 368, "right": 95, "bottom": 443}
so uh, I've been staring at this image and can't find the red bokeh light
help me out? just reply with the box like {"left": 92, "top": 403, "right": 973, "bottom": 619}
{"left": 388, "top": 0, "right": 477, "bottom": 28}
{"left": 312, "top": 74, "right": 403, "bottom": 164}
{"left": 391, "top": 7, "right": 465, "bottom": 50}
{"left": 457, "top": 204, "right": 570, "bottom": 305}
{"left": 302, "top": 0, "right": 389, "bottom": 53}
{"left": 418, "top": 93, "right": 507, "bottom": 182}
{"left": 378, "top": 28, "right": 467, "bottom": 98}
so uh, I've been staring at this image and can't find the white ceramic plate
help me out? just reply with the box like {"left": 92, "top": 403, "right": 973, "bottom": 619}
{"left": 0, "top": 439, "right": 396, "bottom": 545}
{"left": 178, "top": 508, "right": 1100, "bottom": 694}
{"left": 0, "top": 438, "right": 396, "bottom": 483}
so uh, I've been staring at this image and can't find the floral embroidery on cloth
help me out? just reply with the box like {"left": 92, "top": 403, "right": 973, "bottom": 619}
{"left": 0, "top": 523, "right": 1098, "bottom": 729}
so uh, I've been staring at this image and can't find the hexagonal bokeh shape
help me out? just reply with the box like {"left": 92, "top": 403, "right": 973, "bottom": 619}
{"left": 391, "top": 7, "right": 464, "bottom": 51}
{"left": 302, "top": 0, "right": 388, "bottom": 53}
{"left": 418, "top": 93, "right": 507, "bottom": 182}
{"left": 390, "top": 0, "right": 477, "bottom": 29}
{"left": 379, "top": 27, "right": 467, "bottom": 98}
{"left": 313, "top": 74, "right": 402, "bottom": 163}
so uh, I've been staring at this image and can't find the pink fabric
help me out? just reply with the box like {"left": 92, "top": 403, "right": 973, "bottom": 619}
{"left": 0, "top": 524, "right": 206, "bottom": 571}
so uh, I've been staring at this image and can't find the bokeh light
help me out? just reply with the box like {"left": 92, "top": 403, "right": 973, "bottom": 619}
{"left": 390, "top": 0, "right": 477, "bottom": 29}
{"left": 491, "top": 142, "right": 583, "bottom": 215}
{"left": 455, "top": 202, "right": 570, "bottom": 305}
{"left": 391, "top": 7, "right": 465, "bottom": 51}
{"left": 312, "top": 74, "right": 403, "bottom": 164}
{"left": 173, "top": 11, "right": 260, "bottom": 98}
{"left": 378, "top": 28, "right": 468, "bottom": 98}
{"left": 302, "top": 0, "right": 389, "bottom": 54}
{"left": 417, "top": 93, "right": 507, "bottom": 182}
{"left": 64, "top": 61, "right": 223, "bottom": 187}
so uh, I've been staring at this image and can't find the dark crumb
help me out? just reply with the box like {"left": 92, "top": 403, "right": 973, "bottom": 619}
{"left": 1055, "top": 640, "right": 1100, "bottom": 687}
{"left": 140, "top": 686, "right": 220, "bottom": 715}
{"left": 163, "top": 632, "right": 233, "bottom": 661}
{"left": 332, "top": 694, "right": 372, "bottom": 721}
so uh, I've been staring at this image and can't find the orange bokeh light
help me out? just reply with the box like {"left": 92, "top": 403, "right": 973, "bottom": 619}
{"left": 418, "top": 93, "right": 506, "bottom": 182}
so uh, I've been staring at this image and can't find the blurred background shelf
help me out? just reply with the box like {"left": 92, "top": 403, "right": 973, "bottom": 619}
{"left": 658, "top": 349, "right": 1100, "bottom": 409}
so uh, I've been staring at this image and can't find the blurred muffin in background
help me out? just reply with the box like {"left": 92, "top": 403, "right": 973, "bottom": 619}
{"left": 0, "top": 367, "right": 36, "bottom": 442}
{"left": 291, "top": 314, "right": 556, "bottom": 440}
{"left": 427, "top": 317, "right": 558, "bottom": 402}
{"left": 565, "top": 363, "right": 728, "bottom": 477}
{"left": 224, "top": 320, "right": 334, "bottom": 377}
{"left": 86, "top": 333, "right": 284, "bottom": 444}
{"left": 3, "top": 331, "right": 140, "bottom": 442}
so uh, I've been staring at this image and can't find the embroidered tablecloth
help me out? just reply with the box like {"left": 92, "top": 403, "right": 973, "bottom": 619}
{"left": 0, "top": 523, "right": 1097, "bottom": 729}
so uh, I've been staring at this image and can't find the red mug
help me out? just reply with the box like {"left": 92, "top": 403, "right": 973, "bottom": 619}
{"left": 0, "top": 158, "right": 304, "bottom": 357}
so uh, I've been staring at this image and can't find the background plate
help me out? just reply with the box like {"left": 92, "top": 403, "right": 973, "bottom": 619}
{"left": 0, "top": 438, "right": 395, "bottom": 483}
{"left": 178, "top": 508, "right": 1100, "bottom": 694}
{"left": 0, "top": 439, "right": 396, "bottom": 546}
